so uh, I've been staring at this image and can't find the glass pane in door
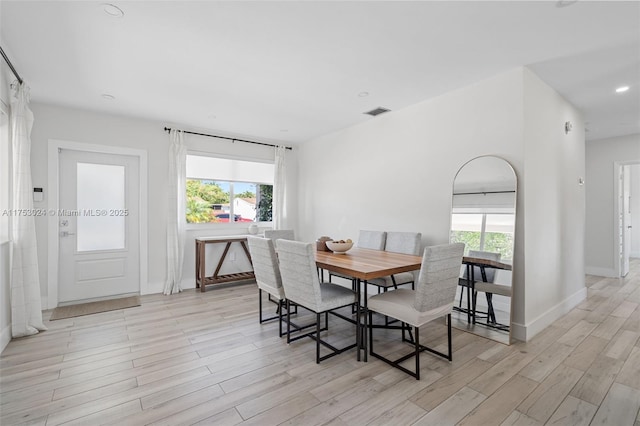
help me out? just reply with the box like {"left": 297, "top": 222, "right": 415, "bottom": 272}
{"left": 77, "top": 163, "right": 126, "bottom": 251}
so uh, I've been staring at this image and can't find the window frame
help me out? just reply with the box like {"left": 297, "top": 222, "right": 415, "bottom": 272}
{"left": 450, "top": 211, "right": 515, "bottom": 261}
{"left": 184, "top": 152, "right": 274, "bottom": 230}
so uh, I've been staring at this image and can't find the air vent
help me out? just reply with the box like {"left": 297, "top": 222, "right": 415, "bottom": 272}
{"left": 364, "top": 107, "right": 391, "bottom": 117}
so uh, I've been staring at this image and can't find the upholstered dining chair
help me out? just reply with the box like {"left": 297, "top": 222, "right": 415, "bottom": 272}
{"left": 367, "top": 242, "right": 464, "bottom": 379}
{"left": 264, "top": 229, "right": 295, "bottom": 241}
{"left": 276, "top": 239, "right": 360, "bottom": 363}
{"left": 465, "top": 250, "right": 512, "bottom": 326}
{"left": 246, "top": 236, "right": 287, "bottom": 336}
{"left": 458, "top": 250, "right": 505, "bottom": 323}
{"left": 368, "top": 231, "right": 422, "bottom": 292}
{"left": 458, "top": 250, "right": 499, "bottom": 304}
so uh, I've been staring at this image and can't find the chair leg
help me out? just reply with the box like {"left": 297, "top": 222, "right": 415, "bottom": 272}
{"left": 278, "top": 300, "right": 283, "bottom": 337}
{"left": 369, "top": 314, "right": 452, "bottom": 380}
{"left": 286, "top": 300, "right": 292, "bottom": 344}
{"left": 447, "top": 313, "right": 452, "bottom": 361}
{"left": 316, "top": 312, "right": 321, "bottom": 364}
{"left": 259, "top": 289, "right": 263, "bottom": 323}
{"left": 414, "top": 326, "right": 420, "bottom": 380}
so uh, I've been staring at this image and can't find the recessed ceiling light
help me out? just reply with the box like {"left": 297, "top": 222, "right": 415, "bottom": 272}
{"left": 102, "top": 3, "right": 124, "bottom": 18}
{"left": 280, "top": 129, "right": 289, "bottom": 132}
{"left": 615, "top": 86, "right": 630, "bottom": 93}
{"left": 358, "top": 92, "right": 369, "bottom": 97}
{"left": 101, "top": 94, "right": 115, "bottom": 100}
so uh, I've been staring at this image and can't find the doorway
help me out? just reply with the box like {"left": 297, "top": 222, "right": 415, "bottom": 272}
{"left": 47, "top": 141, "right": 148, "bottom": 308}
{"left": 58, "top": 149, "right": 139, "bottom": 303}
{"left": 617, "top": 162, "right": 639, "bottom": 278}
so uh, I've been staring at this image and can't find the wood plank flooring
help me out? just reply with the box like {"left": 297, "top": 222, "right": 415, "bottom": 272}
{"left": 1, "top": 259, "right": 639, "bottom": 425}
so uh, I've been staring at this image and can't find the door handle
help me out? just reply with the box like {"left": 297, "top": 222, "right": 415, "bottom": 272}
{"left": 60, "top": 231, "right": 76, "bottom": 237}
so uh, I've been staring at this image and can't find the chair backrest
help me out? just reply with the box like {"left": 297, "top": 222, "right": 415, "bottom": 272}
{"left": 414, "top": 243, "right": 465, "bottom": 312}
{"left": 357, "top": 230, "right": 386, "bottom": 250}
{"left": 384, "top": 231, "right": 422, "bottom": 256}
{"left": 275, "top": 239, "right": 322, "bottom": 310}
{"left": 246, "top": 236, "right": 283, "bottom": 293}
{"left": 264, "top": 229, "right": 295, "bottom": 241}
{"left": 464, "top": 250, "right": 501, "bottom": 283}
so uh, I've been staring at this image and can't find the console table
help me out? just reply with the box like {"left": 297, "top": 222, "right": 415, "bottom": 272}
{"left": 195, "top": 236, "right": 255, "bottom": 292}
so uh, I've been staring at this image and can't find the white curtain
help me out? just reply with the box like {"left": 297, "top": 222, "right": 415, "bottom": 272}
{"left": 163, "top": 129, "right": 186, "bottom": 295}
{"left": 273, "top": 145, "right": 287, "bottom": 229}
{"left": 10, "top": 82, "right": 47, "bottom": 337}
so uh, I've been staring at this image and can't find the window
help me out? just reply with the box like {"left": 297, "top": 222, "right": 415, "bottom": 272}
{"left": 186, "top": 154, "right": 274, "bottom": 224}
{"left": 450, "top": 213, "right": 514, "bottom": 260}
{"left": 450, "top": 191, "right": 515, "bottom": 261}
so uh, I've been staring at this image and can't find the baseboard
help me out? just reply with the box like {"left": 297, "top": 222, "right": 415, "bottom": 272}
{"left": 511, "top": 286, "right": 587, "bottom": 342}
{"left": 142, "top": 281, "right": 165, "bottom": 295}
{"left": 585, "top": 266, "right": 617, "bottom": 278}
{"left": 142, "top": 278, "right": 196, "bottom": 296}
{"left": 1, "top": 323, "right": 11, "bottom": 354}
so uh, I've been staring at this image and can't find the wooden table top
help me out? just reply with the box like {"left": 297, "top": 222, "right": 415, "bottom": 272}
{"left": 315, "top": 247, "right": 423, "bottom": 281}
{"left": 463, "top": 256, "right": 512, "bottom": 271}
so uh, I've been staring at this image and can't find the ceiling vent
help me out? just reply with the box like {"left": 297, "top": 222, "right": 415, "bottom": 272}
{"left": 364, "top": 107, "right": 391, "bottom": 117}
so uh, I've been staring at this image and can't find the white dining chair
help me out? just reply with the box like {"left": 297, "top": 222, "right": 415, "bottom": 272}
{"left": 276, "top": 239, "right": 360, "bottom": 363}
{"left": 368, "top": 231, "right": 422, "bottom": 291}
{"left": 367, "top": 242, "right": 465, "bottom": 379}
{"left": 246, "top": 236, "right": 287, "bottom": 336}
{"left": 264, "top": 229, "right": 295, "bottom": 240}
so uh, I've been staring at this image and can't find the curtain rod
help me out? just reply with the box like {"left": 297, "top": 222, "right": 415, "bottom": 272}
{"left": 164, "top": 127, "right": 292, "bottom": 150}
{"left": 453, "top": 190, "right": 516, "bottom": 195}
{"left": 0, "top": 45, "right": 23, "bottom": 85}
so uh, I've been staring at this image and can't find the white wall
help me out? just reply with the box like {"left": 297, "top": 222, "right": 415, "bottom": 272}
{"left": 585, "top": 134, "right": 640, "bottom": 275}
{"left": 298, "top": 68, "right": 526, "bottom": 326}
{"left": 296, "top": 67, "right": 586, "bottom": 341}
{"left": 28, "top": 102, "right": 296, "bottom": 304}
{"left": 520, "top": 69, "right": 586, "bottom": 340}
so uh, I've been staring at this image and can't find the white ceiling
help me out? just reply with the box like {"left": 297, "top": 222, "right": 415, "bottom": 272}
{"left": 1, "top": 1, "right": 638, "bottom": 145}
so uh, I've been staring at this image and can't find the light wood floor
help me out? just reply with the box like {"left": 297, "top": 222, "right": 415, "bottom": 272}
{"left": 1, "top": 259, "right": 639, "bottom": 426}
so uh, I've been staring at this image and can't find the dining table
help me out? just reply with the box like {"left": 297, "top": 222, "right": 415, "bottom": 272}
{"left": 461, "top": 256, "right": 512, "bottom": 325}
{"left": 314, "top": 247, "right": 423, "bottom": 361}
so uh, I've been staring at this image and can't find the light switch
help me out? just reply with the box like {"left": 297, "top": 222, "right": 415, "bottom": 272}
{"left": 33, "top": 187, "right": 44, "bottom": 202}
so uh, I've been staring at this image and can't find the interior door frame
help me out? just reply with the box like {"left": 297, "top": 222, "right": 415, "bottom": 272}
{"left": 47, "top": 140, "right": 148, "bottom": 309}
{"left": 613, "top": 160, "right": 639, "bottom": 278}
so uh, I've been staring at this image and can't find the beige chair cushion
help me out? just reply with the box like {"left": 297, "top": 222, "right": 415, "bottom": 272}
{"left": 368, "top": 288, "right": 453, "bottom": 327}
{"left": 319, "top": 283, "right": 357, "bottom": 312}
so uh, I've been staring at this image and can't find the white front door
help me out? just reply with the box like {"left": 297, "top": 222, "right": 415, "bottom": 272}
{"left": 621, "top": 165, "right": 631, "bottom": 277}
{"left": 58, "top": 149, "right": 140, "bottom": 303}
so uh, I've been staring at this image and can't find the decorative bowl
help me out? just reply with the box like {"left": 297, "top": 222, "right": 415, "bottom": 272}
{"left": 325, "top": 240, "right": 353, "bottom": 254}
